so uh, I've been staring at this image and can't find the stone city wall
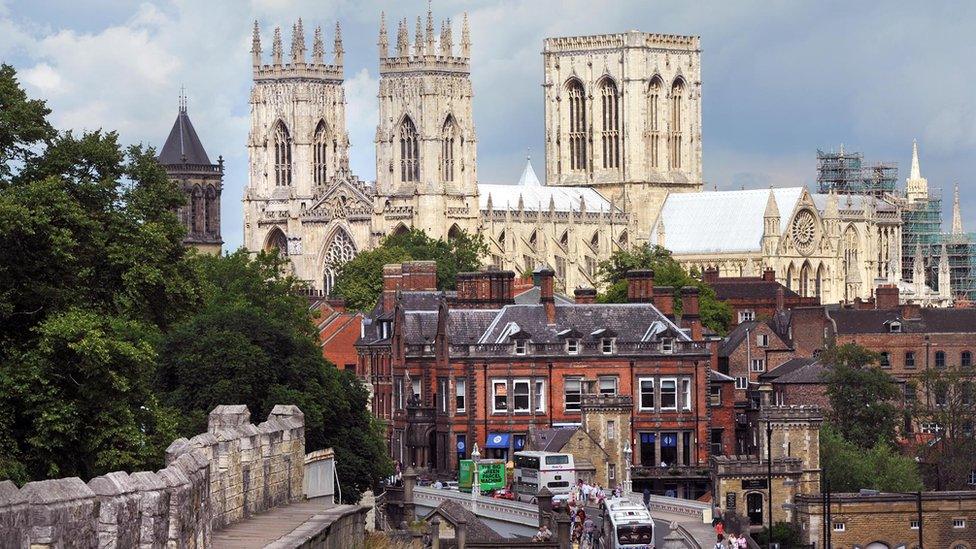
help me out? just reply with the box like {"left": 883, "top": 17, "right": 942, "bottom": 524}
{"left": 0, "top": 404, "right": 304, "bottom": 548}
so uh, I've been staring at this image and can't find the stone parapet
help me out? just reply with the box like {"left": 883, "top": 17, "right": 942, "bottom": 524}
{"left": 0, "top": 404, "right": 305, "bottom": 548}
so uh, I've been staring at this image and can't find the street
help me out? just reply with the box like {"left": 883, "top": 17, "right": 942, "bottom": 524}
{"left": 581, "top": 505, "right": 672, "bottom": 548}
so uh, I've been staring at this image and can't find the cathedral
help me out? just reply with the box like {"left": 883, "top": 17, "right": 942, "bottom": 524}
{"left": 241, "top": 8, "right": 922, "bottom": 304}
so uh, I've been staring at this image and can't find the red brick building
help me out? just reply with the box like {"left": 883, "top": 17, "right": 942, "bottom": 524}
{"left": 704, "top": 267, "right": 819, "bottom": 327}
{"left": 356, "top": 263, "right": 732, "bottom": 498}
{"left": 718, "top": 320, "right": 795, "bottom": 399}
{"left": 309, "top": 296, "right": 363, "bottom": 371}
{"left": 759, "top": 358, "right": 830, "bottom": 409}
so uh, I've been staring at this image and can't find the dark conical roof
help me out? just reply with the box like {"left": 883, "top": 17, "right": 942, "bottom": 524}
{"left": 158, "top": 103, "right": 211, "bottom": 166}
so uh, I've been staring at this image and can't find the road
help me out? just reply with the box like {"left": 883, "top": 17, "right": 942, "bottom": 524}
{"left": 581, "top": 505, "right": 672, "bottom": 548}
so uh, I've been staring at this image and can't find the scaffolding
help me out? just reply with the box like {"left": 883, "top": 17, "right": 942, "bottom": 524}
{"left": 941, "top": 233, "right": 976, "bottom": 302}
{"left": 816, "top": 147, "right": 898, "bottom": 197}
{"left": 901, "top": 197, "right": 943, "bottom": 284}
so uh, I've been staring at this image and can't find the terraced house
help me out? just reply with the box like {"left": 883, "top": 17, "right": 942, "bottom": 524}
{"left": 356, "top": 262, "right": 729, "bottom": 498}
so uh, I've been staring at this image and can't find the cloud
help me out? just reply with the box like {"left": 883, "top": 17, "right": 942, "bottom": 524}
{"left": 20, "top": 62, "right": 61, "bottom": 94}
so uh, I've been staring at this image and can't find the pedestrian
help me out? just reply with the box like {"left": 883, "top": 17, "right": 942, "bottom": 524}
{"left": 715, "top": 520, "right": 725, "bottom": 536}
{"left": 642, "top": 487, "right": 650, "bottom": 507}
{"left": 713, "top": 534, "right": 725, "bottom": 549}
{"left": 583, "top": 517, "right": 596, "bottom": 548}
{"left": 727, "top": 533, "right": 737, "bottom": 548}
{"left": 737, "top": 533, "right": 747, "bottom": 549}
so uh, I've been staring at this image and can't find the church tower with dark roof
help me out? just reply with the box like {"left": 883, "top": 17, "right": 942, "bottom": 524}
{"left": 158, "top": 94, "right": 223, "bottom": 254}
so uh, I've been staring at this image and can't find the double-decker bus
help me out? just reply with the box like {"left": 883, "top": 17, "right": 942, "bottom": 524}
{"left": 604, "top": 499, "right": 655, "bottom": 549}
{"left": 513, "top": 451, "right": 576, "bottom": 500}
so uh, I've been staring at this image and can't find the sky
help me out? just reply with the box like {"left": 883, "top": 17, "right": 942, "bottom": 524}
{"left": 2, "top": 0, "right": 975, "bottom": 251}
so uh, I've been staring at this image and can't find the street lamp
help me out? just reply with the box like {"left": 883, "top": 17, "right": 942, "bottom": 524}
{"left": 623, "top": 440, "right": 633, "bottom": 496}
{"left": 471, "top": 442, "right": 482, "bottom": 509}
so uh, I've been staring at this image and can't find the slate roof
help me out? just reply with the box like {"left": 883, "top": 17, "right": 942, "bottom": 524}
{"left": 158, "top": 107, "right": 212, "bottom": 166}
{"left": 425, "top": 500, "right": 503, "bottom": 541}
{"left": 527, "top": 428, "right": 578, "bottom": 452}
{"left": 760, "top": 358, "right": 825, "bottom": 384}
{"left": 830, "top": 308, "right": 976, "bottom": 334}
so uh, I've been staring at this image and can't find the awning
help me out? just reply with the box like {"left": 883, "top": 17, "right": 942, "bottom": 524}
{"left": 485, "top": 433, "right": 510, "bottom": 449}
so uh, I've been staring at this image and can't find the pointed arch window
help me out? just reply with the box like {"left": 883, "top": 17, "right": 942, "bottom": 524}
{"left": 648, "top": 77, "right": 662, "bottom": 168}
{"left": 566, "top": 79, "right": 587, "bottom": 171}
{"left": 273, "top": 121, "right": 292, "bottom": 186}
{"left": 815, "top": 264, "right": 824, "bottom": 299}
{"left": 313, "top": 120, "right": 329, "bottom": 186}
{"left": 669, "top": 79, "right": 684, "bottom": 169}
{"left": 786, "top": 263, "right": 795, "bottom": 292}
{"left": 324, "top": 229, "right": 357, "bottom": 295}
{"left": 800, "top": 262, "right": 811, "bottom": 297}
{"left": 204, "top": 186, "right": 217, "bottom": 234}
{"left": 528, "top": 230, "right": 538, "bottom": 252}
{"left": 399, "top": 116, "right": 420, "bottom": 183}
{"left": 600, "top": 78, "right": 620, "bottom": 169}
{"left": 441, "top": 116, "right": 457, "bottom": 183}
{"left": 591, "top": 231, "right": 599, "bottom": 249}
{"left": 266, "top": 228, "right": 288, "bottom": 254}
{"left": 618, "top": 231, "right": 629, "bottom": 249}
{"left": 190, "top": 186, "right": 203, "bottom": 233}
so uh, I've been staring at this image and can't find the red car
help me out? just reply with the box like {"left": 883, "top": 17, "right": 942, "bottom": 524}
{"left": 491, "top": 488, "right": 516, "bottom": 500}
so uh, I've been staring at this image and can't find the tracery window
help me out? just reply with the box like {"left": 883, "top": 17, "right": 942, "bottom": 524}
{"left": 190, "top": 186, "right": 202, "bottom": 233}
{"left": 204, "top": 186, "right": 217, "bottom": 234}
{"left": 567, "top": 79, "right": 587, "bottom": 171}
{"left": 266, "top": 228, "right": 288, "bottom": 254}
{"left": 600, "top": 78, "right": 619, "bottom": 169}
{"left": 273, "top": 121, "right": 292, "bottom": 186}
{"left": 323, "top": 229, "right": 357, "bottom": 295}
{"left": 441, "top": 116, "right": 456, "bottom": 183}
{"left": 399, "top": 116, "right": 419, "bottom": 183}
{"left": 313, "top": 120, "right": 329, "bottom": 186}
{"left": 669, "top": 79, "right": 684, "bottom": 169}
{"left": 648, "top": 77, "right": 662, "bottom": 168}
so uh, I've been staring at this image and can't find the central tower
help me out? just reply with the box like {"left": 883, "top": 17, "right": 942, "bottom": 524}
{"left": 543, "top": 31, "right": 703, "bottom": 242}
{"left": 374, "top": 9, "right": 479, "bottom": 240}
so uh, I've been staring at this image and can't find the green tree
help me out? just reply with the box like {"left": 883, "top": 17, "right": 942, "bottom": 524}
{"left": 333, "top": 228, "right": 487, "bottom": 311}
{"left": 0, "top": 65, "right": 194, "bottom": 482}
{"left": 908, "top": 367, "right": 976, "bottom": 490}
{"left": 820, "top": 422, "right": 922, "bottom": 492}
{"left": 157, "top": 250, "right": 392, "bottom": 502}
{"left": 821, "top": 343, "right": 900, "bottom": 449}
{"left": 595, "top": 244, "right": 732, "bottom": 334}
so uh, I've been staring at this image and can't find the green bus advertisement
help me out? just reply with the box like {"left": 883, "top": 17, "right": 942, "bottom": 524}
{"left": 458, "top": 460, "right": 507, "bottom": 493}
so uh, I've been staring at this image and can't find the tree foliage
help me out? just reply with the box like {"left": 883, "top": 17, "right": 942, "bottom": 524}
{"left": 333, "top": 228, "right": 488, "bottom": 311}
{"left": 820, "top": 422, "right": 922, "bottom": 492}
{"left": 156, "top": 250, "right": 392, "bottom": 502}
{"left": 821, "top": 343, "right": 900, "bottom": 449}
{"left": 908, "top": 367, "right": 976, "bottom": 490}
{"left": 595, "top": 244, "right": 732, "bottom": 334}
{"left": 0, "top": 65, "right": 193, "bottom": 482}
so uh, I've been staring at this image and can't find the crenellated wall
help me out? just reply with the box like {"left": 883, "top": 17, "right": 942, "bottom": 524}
{"left": 0, "top": 404, "right": 305, "bottom": 548}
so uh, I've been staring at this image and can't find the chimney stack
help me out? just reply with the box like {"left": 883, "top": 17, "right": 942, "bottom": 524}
{"left": 775, "top": 286, "right": 785, "bottom": 312}
{"left": 626, "top": 270, "right": 655, "bottom": 303}
{"left": 876, "top": 284, "right": 900, "bottom": 310}
{"left": 539, "top": 268, "right": 556, "bottom": 324}
{"left": 456, "top": 271, "right": 515, "bottom": 309}
{"left": 574, "top": 288, "right": 597, "bottom": 304}
{"left": 382, "top": 263, "right": 403, "bottom": 313}
{"left": 654, "top": 286, "right": 675, "bottom": 318}
{"left": 763, "top": 268, "right": 776, "bottom": 282}
{"left": 703, "top": 267, "right": 719, "bottom": 284}
{"left": 681, "top": 286, "right": 702, "bottom": 340}
{"left": 401, "top": 260, "right": 437, "bottom": 291}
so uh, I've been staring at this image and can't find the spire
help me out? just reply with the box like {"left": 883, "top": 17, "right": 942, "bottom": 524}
{"left": 910, "top": 138, "right": 921, "bottom": 180}
{"left": 272, "top": 26, "right": 283, "bottom": 66}
{"left": 178, "top": 86, "right": 186, "bottom": 114}
{"left": 460, "top": 12, "right": 471, "bottom": 58}
{"left": 939, "top": 241, "right": 951, "bottom": 299}
{"left": 378, "top": 12, "right": 389, "bottom": 59}
{"left": 906, "top": 138, "right": 929, "bottom": 203}
{"left": 291, "top": 19, "right": 306, "bottom": 64}
{"left": 397, "top": 19, "right": 408, "bottom": 57}
{"left": 333, "top": 21, "right": 344, "bottom": 66}
{"left": 425, "top": 3, "right": 435, "bottom": 57}
{"left": 953, "top": 183, "right": 964, "bottom": 234}
{"left": 251, "top": 20, "right": 262, "bottom": 68}
{"left": 415, "top": 16, "right": 424, "bottom": 58}
{"left": 518, "top": 156, "right": 541, "bottom": 187}
{"left": 442, "top": 18, "right": 453, "bottom": 57}
{"left": 312, "top": 26, "right": 325, "bottom": 64}
{"left": 764, "top": 189, "right": 780, "bottom": 219}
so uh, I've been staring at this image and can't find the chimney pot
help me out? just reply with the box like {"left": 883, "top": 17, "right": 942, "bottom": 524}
{"left": 574, "top": 287, "right": 597, "bottom": 304}
{"left": 876, "top": 284, "right": 900, "bottom": 310}
{"left": 703, "top": 267, "right": 720, "bottom": 284}
{"left": 763, "top": 268, "right": 776, "bottom": 282}
{"left": 626, "top": 269, "right": 655, "bottom": 303}
{"left": 539, "top": 268, "right": 556, "bottom": 324}
{"left": 653, "top": 286, "right": 675, "bottom": 318}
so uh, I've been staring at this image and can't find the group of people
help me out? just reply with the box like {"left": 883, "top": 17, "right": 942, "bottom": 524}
{"left": 569, "top": 479, "right": 616, "bottom": 507}
{"left": 713, "top": 521, "right": 748, "bottom": 549}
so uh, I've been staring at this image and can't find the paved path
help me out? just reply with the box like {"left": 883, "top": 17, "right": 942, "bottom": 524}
{"left": 213, "top": 498, "right": 336, "bottom": 549}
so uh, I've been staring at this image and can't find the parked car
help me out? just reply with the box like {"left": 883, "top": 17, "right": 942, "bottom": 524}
{"left": 492, "top": 488, "right": 516, "bottom": 500}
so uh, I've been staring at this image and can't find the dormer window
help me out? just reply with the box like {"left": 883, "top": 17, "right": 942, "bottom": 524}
{"left": 660, "top": 337, "right": 674, "bottom": 354}
{"left": 566, "top": 339, "right": 580, "bottom": 355}
{"left": 380, "top": 320, "right": 391, "bottom": 339}
{"left": 515, "top": 340, "right": 528, "bottom": 356}
{"left": 889, "top": 321, "right": 902, "bottom": 333}
{"left": 601, "top": 338, "right": 615, "bottom": 354}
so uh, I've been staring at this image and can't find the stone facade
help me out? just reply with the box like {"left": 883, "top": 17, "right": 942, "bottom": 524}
{"left": 0, "top": 405, "right": 304, "bottom": 548}
{"left": 543, "top": 32, "right": 704, "bottom": 239}
{"left": 794, "top": 490, "right": 976, "bottom": 548}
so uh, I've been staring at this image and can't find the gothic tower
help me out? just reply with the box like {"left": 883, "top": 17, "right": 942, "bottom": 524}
{"left": 158, "top": 94, "right": 223, "bottom": 255}
{"left": 374, "top": 9, "right": 480, "bottom": 239}
{"left": 243, "top": 20, "right": 372, "bottom": 293}
{"left": 543, "top": 31, "right": 703, "bottom": 242}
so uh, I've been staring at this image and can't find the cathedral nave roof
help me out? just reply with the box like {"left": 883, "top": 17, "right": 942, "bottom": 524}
{"left": 477, "top": 158, "right": 616, "bottom": 214}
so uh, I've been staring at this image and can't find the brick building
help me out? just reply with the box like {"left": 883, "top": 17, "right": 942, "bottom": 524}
{"left": 718, "top": 320, "right": 795, "bottom": 399}
{"left": 356, "top": 262, "right": 729, "bottom": 498}
{"left": 308, "top": 295, "right": 363, "bottom": 371}
{"left": 704, "top": 267, "right": 819, "bottom": 327}
{"left": 759, "top": 358, "right": 830, "bottom": 409}
{"left": 794, "top": 490, "right": 976, "bottom": 548}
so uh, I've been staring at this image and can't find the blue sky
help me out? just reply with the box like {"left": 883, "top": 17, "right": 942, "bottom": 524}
{"left": 2, "top": 0, "right": 975, "bottom": 251}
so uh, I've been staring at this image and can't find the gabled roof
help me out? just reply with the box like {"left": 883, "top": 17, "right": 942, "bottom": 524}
{"left": 718, "top": 320, "right": 785, "bottom": 357}
{"left": 761, "top": 357, "right": 825, "bottom": 384}
{"left": 478, "top": 158, "right": 616, "bottom": 213}
{"left": 158, "top": 106, "right": 212, "bottom": 166}
{"left": 527, "top": 428, "right": 578, "bottom": 452}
